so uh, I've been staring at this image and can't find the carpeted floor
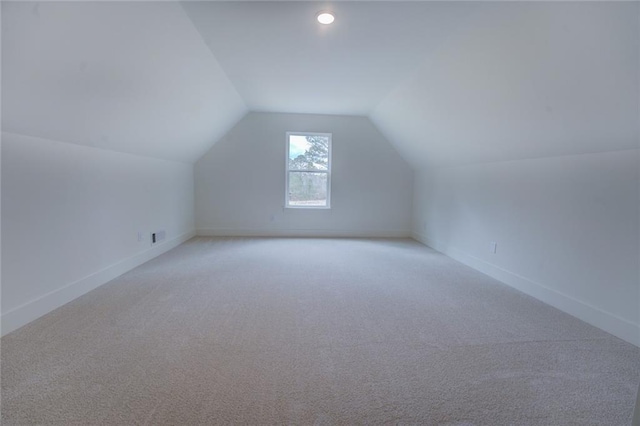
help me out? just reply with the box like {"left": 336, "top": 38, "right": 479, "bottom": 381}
{"left": 2, "top": 237, "right": 639, "bottom": 425}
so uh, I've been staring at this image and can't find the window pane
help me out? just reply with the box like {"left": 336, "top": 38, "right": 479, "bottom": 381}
{"left": 288, "top": 172, "right": 328, "bottom": 206}
{"left": 288, "top": 135, "right": 329, "bottom": 170}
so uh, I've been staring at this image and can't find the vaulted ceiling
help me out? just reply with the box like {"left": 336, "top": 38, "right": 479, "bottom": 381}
{"left": 181, "top": 1, "right": 477, "bottom": 116}
{"left": 3, "top": 1, "right": 638, "bottom": 166}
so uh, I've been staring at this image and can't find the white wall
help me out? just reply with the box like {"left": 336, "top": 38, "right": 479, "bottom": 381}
{"left": 413, "top": 149, "right": 640, "bottom": 346}
{"left": 195, "top": 112, "right": 413, "bottom": 237}
{"left": 1, "top": 132, "right": 195, "bottom": 335}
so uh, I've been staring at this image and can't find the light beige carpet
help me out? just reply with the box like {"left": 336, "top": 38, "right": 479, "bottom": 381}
{"left": 2, "top": 237, "right": 639, "bottom": 425}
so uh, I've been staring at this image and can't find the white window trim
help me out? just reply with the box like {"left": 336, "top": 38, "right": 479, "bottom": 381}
{"left": 285, "top": 131, "right": 332, "bottom": 209}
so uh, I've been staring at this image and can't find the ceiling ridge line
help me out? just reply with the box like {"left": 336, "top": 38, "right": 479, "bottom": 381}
{"left": 176, "top": 1, "right": 250, "bottom": 111}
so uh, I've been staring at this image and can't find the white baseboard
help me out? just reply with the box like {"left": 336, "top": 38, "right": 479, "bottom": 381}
{"left": 412, "top": 232, "right": 640, "bottom": 348}
{"left": 1, "top": 230, "right": 196, "bottom": 337}
{"left": 197, "top": 227, "right": 410, "bottom": 238}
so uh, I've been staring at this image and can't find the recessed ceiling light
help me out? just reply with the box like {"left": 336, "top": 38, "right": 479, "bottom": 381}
{"left": 316, "top": 11, "right": 335, "bottom": 25}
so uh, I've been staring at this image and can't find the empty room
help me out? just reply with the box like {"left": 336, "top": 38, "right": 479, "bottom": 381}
{"left": 1, "top": 1, "right": 639, "bottom": 424}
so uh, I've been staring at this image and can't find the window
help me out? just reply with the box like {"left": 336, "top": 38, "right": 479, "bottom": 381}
{"left": 286, "top": 132, "right": 331, "bottom": 208}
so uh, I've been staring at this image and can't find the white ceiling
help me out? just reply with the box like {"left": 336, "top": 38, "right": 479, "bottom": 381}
{"left": 180, "top": 1, "right": 478, "bottom": 116}
{"left": 2, "top": 1, "right": 247, "bottom": 162}
{"left": 370, "top": 2, "right": 640, "bottom": 167}
{"left": 3, "top": 1, "right": 638, "bottom": 166}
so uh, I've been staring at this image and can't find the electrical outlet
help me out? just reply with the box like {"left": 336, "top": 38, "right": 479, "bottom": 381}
{"left": 490, "top": 242, "right": 498, "bottom": 254}
{"left": 137, "top": 232, "right": 144, "bottom": 242}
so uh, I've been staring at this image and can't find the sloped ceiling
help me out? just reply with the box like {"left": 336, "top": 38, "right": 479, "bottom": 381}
{"left": 370, "top": 2, "right": 640, "bottom": 167}
{"left": 3, "top": 2, "right": 638, "bottom": 167}
{"left": 180, "top": 1, "right": 477, "bottom": 116}
{"left": 2, "top": 1, "right": 247, "bottom": 163}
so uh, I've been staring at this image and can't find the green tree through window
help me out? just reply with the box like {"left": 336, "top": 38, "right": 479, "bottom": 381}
{"left": 286, "top": 133, "right": 331, "bottom": 207}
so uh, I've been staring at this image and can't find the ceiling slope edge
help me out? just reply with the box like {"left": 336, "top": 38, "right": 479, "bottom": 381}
{"left": 2, "top": 1, "right": 249, "bottom": 163}
{"left": 368, "top": 1, "right": 639, "bottom": 170}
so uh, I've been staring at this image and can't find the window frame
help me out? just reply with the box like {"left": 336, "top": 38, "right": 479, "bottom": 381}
{"left": 285, "top": 131, "right": 332, "bottom": 209}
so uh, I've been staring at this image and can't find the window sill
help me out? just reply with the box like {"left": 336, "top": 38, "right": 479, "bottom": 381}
{"left": 284, "top": 205, "right": 331, "bottom": 210}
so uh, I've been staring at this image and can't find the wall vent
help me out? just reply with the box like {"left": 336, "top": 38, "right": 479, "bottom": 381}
{"left": 151, "top": 230, "right": 166, "bottom": 245}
